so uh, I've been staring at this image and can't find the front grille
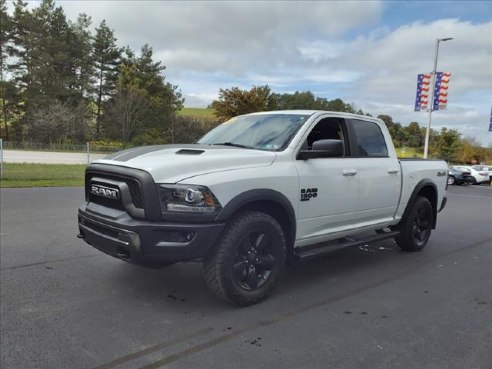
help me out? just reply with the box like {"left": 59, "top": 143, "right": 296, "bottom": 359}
{"left": 88, "top": 192, "right": 125, "bottom": 210}
{"left": 127, "top": 180, "right": 144, "bottom": 208}
{"left": 85, "top": 163, "right": 162, "bottom": 221}
{"left": 81, "top": 217, "right": 120, "bottom": 239}
{"left": 86, "top": 173, "right": 144, "bottom": 210}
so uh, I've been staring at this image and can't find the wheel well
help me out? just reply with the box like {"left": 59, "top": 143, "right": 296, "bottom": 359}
{"left": 229, "top": 200, "right": 295, "bottom": 256}
{"left": 417, "top": 185, "right": 438, "bottom": 228}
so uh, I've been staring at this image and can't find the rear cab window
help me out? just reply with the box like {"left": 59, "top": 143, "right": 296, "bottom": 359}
{"left": 351, "top": 119, "right": 388, "bottom": 157}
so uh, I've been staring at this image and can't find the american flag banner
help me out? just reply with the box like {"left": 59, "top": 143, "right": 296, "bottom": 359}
{"left": 489, "top": 106, "right": 492, "bottom": 132}
{"left": 414, "top": 74, "right": 432, "bottom": 111}
{"left": 433, "top": 72, "right": 451, "bottom": 110}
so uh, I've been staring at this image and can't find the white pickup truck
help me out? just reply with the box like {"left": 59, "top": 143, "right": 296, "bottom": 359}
{"left": 78, "top": 111, "right": 448, "bottom": 305}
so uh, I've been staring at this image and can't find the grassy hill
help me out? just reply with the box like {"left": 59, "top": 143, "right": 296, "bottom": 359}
{"left": 396, "top": 147, "right": 423, "bottom": 158}
{"left": 178, "top": 107, "right": 216, "bottom": 119}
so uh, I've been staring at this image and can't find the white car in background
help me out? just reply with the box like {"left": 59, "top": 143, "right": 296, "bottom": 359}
{"left": 453, "top": 165, "right": 489, "bottom": 184}
{"left": 472, "top": 165, "right": 492, "bottom": 183}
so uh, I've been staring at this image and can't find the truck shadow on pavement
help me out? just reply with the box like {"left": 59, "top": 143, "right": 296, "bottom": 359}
{"left": 107, "top": 239, "right": 407, "bottom": 312}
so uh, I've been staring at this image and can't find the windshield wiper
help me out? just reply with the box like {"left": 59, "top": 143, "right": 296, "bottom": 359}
{"left": 212, "top": 142, "right": 253, "bottom": 149}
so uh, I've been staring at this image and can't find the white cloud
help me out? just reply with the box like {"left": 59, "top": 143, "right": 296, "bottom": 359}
{"left": 298, "top": 41, "right": 346, "bottom": 62}
{"left": 333, "top": 18, "right": 492, "bottom": 145}
{"left": 58, "top": 1, "right": 382, "bottom": 74}
{"left": 342, "top": 19, "right": 492, "bottom": 97}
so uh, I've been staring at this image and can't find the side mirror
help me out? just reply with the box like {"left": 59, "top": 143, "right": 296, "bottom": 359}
{"left": 297, "top": 139, "right": 344, "bottom": 160}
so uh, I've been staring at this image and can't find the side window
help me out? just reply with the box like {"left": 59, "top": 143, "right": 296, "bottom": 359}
{"left": 303, "top": 118, "right": 346, "bottom": 155}
{"left": 352, "top": 120, "right": 388, "bottom": 157}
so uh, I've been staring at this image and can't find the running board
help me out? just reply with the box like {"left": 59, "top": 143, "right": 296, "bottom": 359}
{"left": 294, "top": 231, "right": 400, "bottom": 260}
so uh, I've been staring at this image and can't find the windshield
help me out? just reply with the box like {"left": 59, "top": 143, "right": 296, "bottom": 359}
{"left": 198, "top": 113, "right": 311, "bottom": 151}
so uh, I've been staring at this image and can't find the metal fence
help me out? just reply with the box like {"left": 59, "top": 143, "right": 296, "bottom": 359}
{"left": 0, "top": 139, "right": 123, "bottom": 178}
{"left": 1, "top": 141, "right": 121, "bottom": 153}
{"left": 0, "top": 139, "right": 3, "bottom": 179}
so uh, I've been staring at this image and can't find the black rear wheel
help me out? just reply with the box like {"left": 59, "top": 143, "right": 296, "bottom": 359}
{"left": 204, "top": 211, "right": 286, "bottom": 306}
{"left": 395, "top": 196, "right": 433, "bottom": 251}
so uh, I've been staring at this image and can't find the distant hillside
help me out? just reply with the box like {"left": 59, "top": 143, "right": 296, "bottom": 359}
{"left": 178, "top": 107, "right": 216, "bottom": 119}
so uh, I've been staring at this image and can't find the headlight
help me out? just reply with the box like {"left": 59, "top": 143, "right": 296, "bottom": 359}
{"left": 159, "top": 184, "right": 222, "bottom": 213}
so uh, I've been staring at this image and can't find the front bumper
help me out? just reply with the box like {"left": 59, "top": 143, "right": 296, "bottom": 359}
{"left": 459, "top": 176, "right": 475, "bottom": 184}
{"left": 78, "top": 206, "right": 225, "bottom": 268}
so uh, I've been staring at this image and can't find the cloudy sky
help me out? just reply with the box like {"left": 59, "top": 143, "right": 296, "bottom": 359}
{"left": 15, "top": 1, "right": 492, "bottom": 145}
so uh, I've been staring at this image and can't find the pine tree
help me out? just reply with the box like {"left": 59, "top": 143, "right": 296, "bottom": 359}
{"left": 0, "top": 0, "right": 11, "bottom": 138}
{"left": 93, "top": 20, "right": 120, "bottom": 138}
{"left": 67, "top": 13, "right": 94, "bottom": 100}
{"left": 0, "top": 0, "right": 9, "bottom": 82}
{"left": 7, "top": 0, "right": 36, "bottom": 93}
{"left": 104, "top": 44, "right": 183, "bottom": 142}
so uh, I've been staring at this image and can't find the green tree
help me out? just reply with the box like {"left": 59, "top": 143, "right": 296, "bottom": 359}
{"left": 67, "top": 13, "right": 94, "bottom": 99}
{"left": 404, "top": 122, "right": 424, "bottom": 147}
{"left": 0, "top": 0, "right": 10, "bottom": 83}
{"left": 460, "top": 137, "right": 486, "bottom": 164}
{"left": 93, "top": 19, "right": 121, "bottom": 138}
{"left": 104, "top": 45, "right": 183, "bottom": 142}
{"left": 212, "top": 85, "right": 275, "bottom": 120}
{"left": 272, "top": 91, "right": 315, "bottom": 110}
{"left": 271, "top": 92, "right": 358, "bottom": 113}
{"left": 436, "top": 127, "right": 462, "bottom": 162}
{"left": 377, "top": 114, "right": 394, "bottom": 129}
{"left": 7, "top": 0, "right": 36, "bottom": 97}
{"left": 9, "top": 1, "right": 92, "bottom": 107}
{"left": 325, "top": 98, "right": 355, "bottom": 113}
{"left": 0, "top": 0, "right": 12, "bottom": 138}
{"left": 34, "top": 1, "right": 92, "bottom": 104}
{"left": 0, "top": 81, "right": 22, "bottom": 139}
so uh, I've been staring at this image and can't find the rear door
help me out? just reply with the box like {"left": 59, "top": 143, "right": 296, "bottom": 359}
{"left": 348, "top": 118, "right": 401, "bottom": 228}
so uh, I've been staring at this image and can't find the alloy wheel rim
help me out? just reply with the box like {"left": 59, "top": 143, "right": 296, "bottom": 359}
{"left": 233, "top": 230, "right": 276, "bottom": 290}
{"left": 412, "top": 207, "right": 432, "bottom": 245}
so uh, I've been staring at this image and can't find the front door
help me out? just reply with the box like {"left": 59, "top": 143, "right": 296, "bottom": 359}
{"left": 294, "top": 117, "right": 359, "bottom": 247}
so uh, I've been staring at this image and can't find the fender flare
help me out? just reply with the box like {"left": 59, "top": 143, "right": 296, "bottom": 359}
{"left": 216, "top": 189, "right": 296, "bottom": 241}
{"left": 400, "top": 179, "right": 438, "bottom": 229}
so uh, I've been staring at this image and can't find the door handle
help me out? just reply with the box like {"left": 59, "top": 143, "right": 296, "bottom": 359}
{"left": 342, "top": 169, "right": 358, "bottom": 176}
{"left": 388, "top": 169, "right": 399, "bottom": 174}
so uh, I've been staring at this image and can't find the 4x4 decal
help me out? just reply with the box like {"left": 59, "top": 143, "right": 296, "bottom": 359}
{"left": 301, "top": 188, "right": 318, "bottom": 202}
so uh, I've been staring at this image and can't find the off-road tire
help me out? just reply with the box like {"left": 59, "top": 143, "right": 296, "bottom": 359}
{"left": 203, "top": 211, "right": 286, "bottom": 306}
{"left": 395, "top": 196, "right": 433, "bottom": 252}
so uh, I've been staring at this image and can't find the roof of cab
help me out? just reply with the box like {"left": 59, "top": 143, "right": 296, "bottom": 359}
{"left": 243, "top": 110, "right": 384, "bottom": 124}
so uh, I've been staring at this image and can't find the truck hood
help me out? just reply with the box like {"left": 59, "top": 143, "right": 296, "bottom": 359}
{"left": 94, "top": 144, "right": 276, "bottom": 183}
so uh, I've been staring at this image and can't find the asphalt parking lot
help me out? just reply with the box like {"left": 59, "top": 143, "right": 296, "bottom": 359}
{"left": 1, "top": 184, "right": 491, "bottom": 369}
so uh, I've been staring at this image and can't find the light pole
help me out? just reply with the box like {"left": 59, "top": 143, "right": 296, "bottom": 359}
{"left": 423, "top": 37, "right": 453, "bottom": 159}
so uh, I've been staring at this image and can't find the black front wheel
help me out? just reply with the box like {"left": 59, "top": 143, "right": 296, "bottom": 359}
{"left": 204, "top": 211, "right": 286, "bottom": 306}
{"left": 395, "top": 196, "right": 433, "bottom": 252}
